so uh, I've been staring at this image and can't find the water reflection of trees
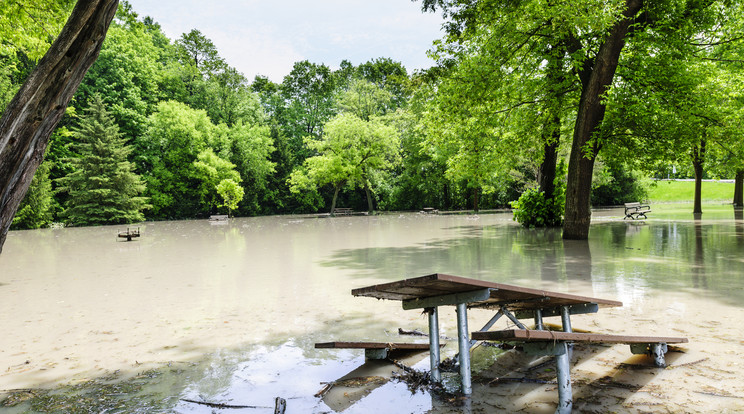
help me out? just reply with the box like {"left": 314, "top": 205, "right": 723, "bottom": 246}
{"left": 319, "top": 225, "right": 596, "bottom": 285}
{"left": 320, "top": 220, "right": 744, "bottom": 308}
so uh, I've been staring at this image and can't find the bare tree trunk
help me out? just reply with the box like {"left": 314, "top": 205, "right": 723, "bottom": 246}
{"left": 538, "top": 139, "right": 559, "bottom": 199}
{"left": 364, "top": 182, "right": 374, "bottom": 213}
{"left": 538, "top": 45, "right": 563, "bottom": 201}
{"left": 692, "top": 139, "right": 706, "bottom": 216}
{"left": 330, "top": 183, "right": 341, "bottom": 215}
{"left": 0, "top": 0, "right": 119, "bottom": 253}
{"left": 562, "top": 0, "right": 642, "bottom": 240}
{"left": 734, "top": 170, "right": 743, "bottom": 207}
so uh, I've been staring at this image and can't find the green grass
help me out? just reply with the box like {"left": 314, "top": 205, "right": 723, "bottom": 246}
{"left": 646, "top": 179, "right": 734, "bottom": 203}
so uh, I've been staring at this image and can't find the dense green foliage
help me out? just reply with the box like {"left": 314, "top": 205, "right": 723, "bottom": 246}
{"left": 511, "top": 162, "right": 566, "bottom": 228}
{"left": 6, "top": 1, "right": 744, "bottom": 230}
{"left": 56, "top": 95, "right": 149, "bottom": 226}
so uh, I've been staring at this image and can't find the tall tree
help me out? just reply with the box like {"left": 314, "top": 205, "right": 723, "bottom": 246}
{"left": 139, "top": 100, "right": 213, "bottom": 218}
{"left": 289, "top": 113, "right": 400, "bottom": 213}
{"left": 421, "top": 0, "right": 735, "bottom": 238}
{"left": 57, "top": 95, "right": 148, "bottom": 226}
{"left": 0, "top": 0, "right": 118, "bottom": 253}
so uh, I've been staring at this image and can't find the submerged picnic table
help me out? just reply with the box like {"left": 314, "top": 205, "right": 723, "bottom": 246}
{"left": 351, "top": 273, "right": 686, "bottom": 413}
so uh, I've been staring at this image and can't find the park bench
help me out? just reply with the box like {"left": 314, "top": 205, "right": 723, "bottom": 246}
{"left": 209, "top": 214, "right": 228, "bottom": 221}
{"left": 332, "top": 207, "right": 353, "bottom": 216}
{"left": 624, "top": 202, "right": 651, "bottom": 219}
{"left": 315, "top": 341, "right": 435, "bottom": 360}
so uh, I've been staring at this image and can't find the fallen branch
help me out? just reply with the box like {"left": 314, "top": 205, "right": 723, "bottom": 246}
{"left": 181, "top": 398, "right": 269, "bottom": 409}
{"left": 314, "top": 382, "right": 334, "bottom": 398}
{"left": 398, "top": 328, "right": 427, "bottom": 336}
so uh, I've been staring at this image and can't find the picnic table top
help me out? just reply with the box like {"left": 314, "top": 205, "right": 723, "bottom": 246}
{"left": 352, "top": 273, "right": 622, "bottom": 311}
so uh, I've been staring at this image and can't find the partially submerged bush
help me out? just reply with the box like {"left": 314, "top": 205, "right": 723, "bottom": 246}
{"left": 511, "top": 188, "right": 564, "bottom": 228}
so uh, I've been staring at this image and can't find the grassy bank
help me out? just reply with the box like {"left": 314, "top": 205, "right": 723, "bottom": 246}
{"left": 646, "top": 180, "right": 734, "bottom": 203}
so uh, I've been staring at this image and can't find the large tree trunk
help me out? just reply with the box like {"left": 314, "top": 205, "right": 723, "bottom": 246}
{"left": 562, "top": 0, "right": 642, "bottom": 240}
{"left": 538, "top": 137, "right": 559, "bottom": 199}
{"left": 0, "top": 0, "right": 119, "bottom": 253}
{"left": 692, "top": 139, "right": 706, "bottom": 216}
{"left": 330, "top": 184, "right": 340, "bottom": 215}
{"left": 538, "top": 45, "right": 564, "bottom": 200}
{"left": 733, "top": 170, "right": 743, "bottom": 207}
{"left": 364, "top": 183, "right": 374, "bottom": 213}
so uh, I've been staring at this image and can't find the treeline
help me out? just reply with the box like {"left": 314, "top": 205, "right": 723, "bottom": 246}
{"left": 3, "top": 3, "right": 530, "bottom": 229}
{"left": 3, "top": 0, "right": 744, "bottom": 231}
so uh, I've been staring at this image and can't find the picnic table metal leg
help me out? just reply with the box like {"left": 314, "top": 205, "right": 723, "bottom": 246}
{"left": 555, "top": 342, "right": 573, "bottom": 414}
{"left": 560, "top": 306, "right": 572, "bottom": 332}
{"left": 560, "top": 305, "right": 574, "bottom": 359}
{"left": 456, "top": 303, "right": 472, "bottom": 395}
{"left": 534, "top": 309, "right": 544, "bottom": 330}
{"left": 427, "top": 307, "right": 441, "bottom": 382}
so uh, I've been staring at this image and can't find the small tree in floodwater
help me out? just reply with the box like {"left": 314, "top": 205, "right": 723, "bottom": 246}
{"left": 58, "top": 95, "right": 149, "bottom": 226}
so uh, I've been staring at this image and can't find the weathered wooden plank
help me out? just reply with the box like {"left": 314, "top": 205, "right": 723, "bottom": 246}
{"left": 352, "top": 273, "right": 623, "bottom": 309}
{"left": 472, "top": 329, "right": 688, "bottom": 344}
{"left": 314, "top": 342, "right": 431, "bottom": 350}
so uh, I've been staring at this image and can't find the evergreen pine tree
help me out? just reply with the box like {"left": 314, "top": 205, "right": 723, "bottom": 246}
{"left": 58, "top": 95, "right": 149, "bottom": 226}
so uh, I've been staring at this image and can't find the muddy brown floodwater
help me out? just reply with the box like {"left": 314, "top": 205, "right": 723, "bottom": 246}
{"left": 1, "top": 206, "right": 743, "bottom": 413}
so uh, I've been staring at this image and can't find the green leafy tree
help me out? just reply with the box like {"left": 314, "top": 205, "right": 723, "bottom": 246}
{"left": 356, "top": 57, "right": 410, "bottom": 108}
{"left": 216, "top": 178, "right": 244, "bottom": 217}
{"left": 11, "top": 159, "right": 55, "bottom": 229}
{"left": 289, "top": 113, "right": 400, "bottom": 213}
{"left": 421, "top": 0, "right": 739, "bottom": 238}
{"left": 57, "top": 95, "right": 148, "bottom": 226}
{"left": 337, "top": 79, "right": 394, "bottom": 121}
{"left": 139, "top": 100, "right": 213, "bottom": 218}
{"left": 227, "top": 121, "right": 276, "bottom": 215}
{"left": 192, "top": 148, "right": 241, "bottom": 213}
{"left": 74, "top": 19, "right": 163, "bottom": 143}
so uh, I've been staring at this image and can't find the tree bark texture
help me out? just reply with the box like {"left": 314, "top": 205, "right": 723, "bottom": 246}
{"left": 364, "top": 183, "right": 374, "bottom": 212}
{"left": 692, "top": 139, "right": 706, "bottom": 215}
{"left": 330, "top": 183, "right": 341, "bottom": 215}
{"left": 538, "top": 44, "right": 564, "bottom": 200}
{"left": 538, "top": 138, "right": 559, "bottom": 199}
{"left": 0, "top": 0, "right": 119, "bottom": 253}
{"left": 562, "top": 0, "right": 643, "bottom": 240}
{"left": 734, "top": 170, "right": 743, "bottom": 207}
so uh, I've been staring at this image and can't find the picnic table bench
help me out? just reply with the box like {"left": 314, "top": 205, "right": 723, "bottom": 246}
{"left": 117, "top": 227, "right": 140, "bottom": 241}
{"left": 349, "top": 273, "right": 687, "bottom": 413}
{"left": 624, "top": 202, "right": 651, "bottom": 219}
{"left": 332, "top": 207, "right": 353, "bottom": 216}
{"left": 315, "top": 341, "right": 434, "bottom": 360}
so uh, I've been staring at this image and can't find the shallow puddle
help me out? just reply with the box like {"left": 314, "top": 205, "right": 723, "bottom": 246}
{"left": 1, "top": 205, "right": 743, "bottom": 412}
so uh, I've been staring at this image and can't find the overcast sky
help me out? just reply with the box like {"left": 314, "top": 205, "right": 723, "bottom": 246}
{"left": 125, "top": 0, "right": 445, "bottom": 82}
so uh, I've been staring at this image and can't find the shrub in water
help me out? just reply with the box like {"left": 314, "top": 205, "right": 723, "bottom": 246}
{"left": 511, "top": 187, "right": 564, "bottom": 228}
